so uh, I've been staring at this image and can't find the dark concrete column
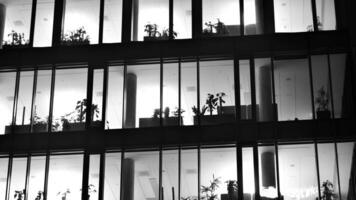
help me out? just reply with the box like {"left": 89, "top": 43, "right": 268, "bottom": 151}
{"left": 0, "top": 3, "right": 6, "bottom": 48}
{"left": 255, "top": 0, "right": 275, "bottom": 34}
{"left": 261, "top": 151, "right": 276, "bottom": 188}
{"left": 121, "top": 158, "right": 135, "bottom": 200}
{"left": 257, "top": 65, "right": 274, "bottom": 121}
{"left": 132, "top": 0, "right": 139, "bottom": 41}
{"left": 124, "top": 73, "right": 137, "bottom": 128}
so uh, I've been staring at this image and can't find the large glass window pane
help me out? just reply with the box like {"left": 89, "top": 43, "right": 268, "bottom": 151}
{"left": 173, "top": 0, "right": 192, "bottom": 39}
{"left": 62, "top": 0, "right": 100, "bottom": 45}
{"left": 239, "top": 60, "right": 252, "bottom": 120}
{"left": 1, "top": 0, "right": 32, "bottom": 47}
{"left": 52, "top": 68, "right": 88, "bottom": 132}
{"left": 9, "top": 157, "right": 27, "bottom": 200}
{"left": 312, "top": 55, "right": 333, "bottom": 119}
{"left": 202, "top": 0, "right": 240, "bottom": 36}
{"left": 33, "top": 0, "right": 55, "bottom": 47}
{"left": 122, "top": 151, "right": 159, "bottom": 200}
{"left": 163, "top": 63, "right": 179, "bottom": 126}
{"left": 47, "top": 154, "right": 83, "bottom": 200}
{"left": 317, "top": 143, "right": 340, "bottom": 200}
{"left": 104, "top": 153, "right": 121, "bottom": 200}
{"left": 181, "top": 149, "right": 198, "bottom": 200}
{"left": 103, "top": 0, "right": 123, "bottom": 43}
{"left": 201, "top": 147, "right": 237, "bottom": 200}
{"left": 131, "top": 0, "right": 169, "bottom": 41}
{"left": 242, "top": 147, "right": 255, "bottom": 200}
{"left": 329, "top": 54, "right": 351, "bottom": 118}
{"left": 258, "top": 146, "right": 278, "bottom": 199}
{"left": 181, "top": 62, "right": 197, "bottom": 126}
{"left": 337, "top": 142, "right": 355, "bottom": 200}
{"left": 255, "top": 58, "right": 274, "bottom": 122}
{"left": 106, "top": 66, "right": 124, "bottom": 129}
{"left": 162, "top": 150, "right": 178, "bottom": 200}
{"left": 92, "top": 69, "right": 103, "bottom": 127}
{"left": 0, "top": 71, "right": 16, "bottom": 134}
{"left": 278, "top": 144, "right": 318, "bottom": 200}
{"left": 244, "top": 0, "right": 257, "bottom": 35}
{"left": 126, "top": 64, "right": 160, "bottom": 128}
{"left": 199, "top": 60, "right": 235, "bottom": 125}
{"left": 316, "top": 0, "right": 336, "bottom": 31}
{"left": 28, "top": 156, "right": 46, "bottom": 200}
{"left": 88, "top": 155, "right": 100, "bottom": 200}
{"left": 0, "top": 157, "right": 9, "bottom": 200}
{"left": 33, "top": 69, "right": 52, "bottom": 133}
{"left": 274, "top": 0, "right": 314, "bottom": 32}
{"left": 274, "top": 58, "right": 312, "bottom": 121}
{"left": 14, "top": 71, "right": 34, "bottom": 133}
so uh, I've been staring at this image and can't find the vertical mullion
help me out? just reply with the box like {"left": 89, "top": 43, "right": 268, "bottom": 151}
{"left": 334, "top": 142, "right": 342, "bottom": 200}
{"left": 236, "top": 144, "right": 243, "bottom": 200}
{"left": 85, "top": 66, "right": 94, "bottom": 129}
{"left": 102, "top": 66, "right": 108, "bottom": 130}
{"left": 122, "top": 65, "right": 127, "bottom": 128}
{"left": 253, "top": 145, "right": 260, "bottom": 200}
{"left": 158, "top": 147, "right": 163, "bottom": 200}
{"left": 160, "top": 59, "right": 164, "bottom": 127}
{"left": 271, "top": 58, "right": 278, "bottom": 121}
{"left": 43, "top": 153, "right": 50, "bottom": 200}
{"left": 274, "top": 142, "right": 281, "bottom": 199}
{"left": 308, "top": 55, "right": 316, "bottom": 120}
{"left": 197, "top": 58, "right": 201, "bottom": 125}
{"left": 178, "top": 147, "right": 181, "bottom": 200}
{"left": 29, "top": 0, "right": 37, "bottom": 47}
{"left": 119, "top": 150, "right": 125, "bottom": 200}
{"left": 98, "top": 152, "right": 105, "bottom": 200}
{"left": 48, "top": 67, "right": 56, "bottom": 133}
{"left": 314, "top": 141, "right": 322, "bottom": 200}
{"left": 30, "top": 69, "right": 38, "bottom": 133}
{"left": 239, "top": 0, "right": 244, "bottom": 36}
{"left": 5, "top": 155, "right": 13, "bottom": 200}
{"left": 192, "top": 0, "right": 202, "bottom": 39}
{"left": 250, "top": 58, "right": 257, "bottom": 121}
{"left": 178, "top": 59, "right": 182, "bottom": 125}
{"left": 52, "top": 0, "right": 65, "bottom": 46}
{"left": 98, "top": 0, "right": 105, "bottom": 44}
{"left": 81, "top": 152, "right": 90, "bottom": 200}
{"left": 234, "top": 58, "right": 241, "bottom": 121}
{"left": 169, "top": 0, "right": 174, "bottom": 40}
{"left": 121, "top": 0, "right": 133, "bottom": 42}
{"left": 311, "top": 0, "right": 319, "bottom": 32}
{"left": 327, "top": 54, "right": 336, "bottom": 118}
{"left": 11, "top": 70, "right": 20, "bottom": 130}
{"left": 24, "top": 155, "right": 31, "bottom": 200}
{"left": 197, "top": 145, "right": 201, "bottom": 200}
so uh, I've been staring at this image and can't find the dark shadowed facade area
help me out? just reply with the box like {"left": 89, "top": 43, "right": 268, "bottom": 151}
{"left": 0, "top": 0, "right": 356, "bottom": 200}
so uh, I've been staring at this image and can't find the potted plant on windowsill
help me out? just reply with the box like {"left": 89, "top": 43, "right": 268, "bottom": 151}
{"left": 2, "top": 30, "right": 30, "bottom": 49}
{"left": 201, "top": 175, "right": 221, "bottom": 200}
{"left": 57, "top": 189, "right": 70, "bottom": 200}
{"left": 35, "top": 191, "right": 43, "bottom": 200}
{"left": 61, "top": 27, "right": 90, "bottom": 46}
{"left": 202, "top": 19, "right": 229, "bottom": 37}
{"left": 315, "top": 86, "right": 331, "bottom": 119}
{"left": 320, "top": 180, "right": 336, "bottom": 200}
{"left": 4, "top": 110, "right": 48, "bottom": 134}
{"left": 139, "top": 107, "right": 185, "bottom": 127}
{"left": 14, "top": 189, "right": 25, "bottom": 200}
{"left": 193, "top": 92, "right": 235, "bottom": 125}
{"left": 143, "top": 23, "right": 177, "bottom": 41}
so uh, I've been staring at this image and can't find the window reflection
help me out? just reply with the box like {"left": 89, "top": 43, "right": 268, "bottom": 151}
{"left": 316, "top": 0, "right": 336, "bottom": 31}
{"left": 33, "top": 0, "right": 55, "bottom": 47}
{"left": 258, "top": 146, "right": 278, "bottom": 199}
{"left": 9, "top": 157, "right": 27, "bottom": 200}
{"left": 47, "top": 154, "right": 83, "bottom": 200}
{"left": 163, "top": 63, "right": 179, "bottom": 126}
{"left": 88, "top": 155, "right": 100, "bottom": 200}
{"left": 181, "top": 149, "right": 198, "bottom": 200}
{"left": 0, "top": 157, "right": 9, "bottom": 200}
{"left": 104, "top": 153, "right": 121, "bottom": 200}
{"left": 103, "top": 0, "right": 123, "bottom": 43}
{"left": 106, "top": 66, "right": 124, "bottom": 129}
{"left": 239, "top": 60, "right": 252, "bottom": 120}
{"left": 242, "top": 147, "right": 255, "bottom": 200}
{"left": 28, "top": 156, "right": 46, "bottom": 200}
{"left": 181, "top": 62, "right": 197, "bottom": 126}
{"left": 162, "top": 150, "right": 179, "bottom": 200}
{"left": 91, "top": 69, "right": 104, "bottom": 127}
{"left": 173, "top": 0, "right": 192, "bottom": 39}
{"left": 0, "top": 71, "right": 17, "bottom": 134}
{"left": 243, "top": 0, "right": 257, "bottom": 35}
{"left": 337, "top": 142, "right": 355, "bottom": 200}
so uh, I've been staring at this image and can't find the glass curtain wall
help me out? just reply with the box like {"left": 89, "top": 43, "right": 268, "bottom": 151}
{"left": 92, "top": 69, "right": 104, "bottom": 127}
{"left": 337, "top": 142, "right": 355, "bottom": 200}
{"left": 103, "top": 0, "right": 123, "bottom": 43}
{"left": 0, "top": 157, "right": 9, "bottom": 200}
{"left": 106, "top": 66, "right": 124, "bottom": 129}
{"left": 9, "top": 157, "right": 28, "bottom": 200}
{"left": 88, "top": 155, "right": 100, "bottom": 200}
{"left": 258, "top": 146, "right": 278, "bottom": 199}
{"left": 181, "top": 62, "right": 197, "bottom": 126}
{"left": 239, "top": 60, "right": 252, "bottom": 120}
{"left": 28, "top": 156, "right": 46, "bottom": 200}
{"left": 315, "top": 0, "right": 336, "bottom": 30}
{"left": 162, "top": 63, "right": 179, "bottom": 126}
{"left": 0, "top": 71, "right": 17, "bottom": 134}
{"left": 242, "top": 147, "right": 255, "bottom": 200}
{"left": 33, "top": 0, "right": 55, "bottom": 47}
{"left": 162, "top": 150, "right": 179, "bottom": 200}
{"left": 181, "top": 149, "right": 198, "bottom": 200}
{"left": 173, "top": 0, "right": 192, "bottom": 39}
{"left": 104, "top": 153, "right": 121, "bottom": 200}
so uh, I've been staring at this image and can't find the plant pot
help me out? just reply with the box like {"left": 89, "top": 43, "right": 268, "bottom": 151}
{"left": 317, "top": 110, "right": 331, "bottom": 119}
{"left": 139, "top": 117, "right": 183, "bottom": 127}
{"left": 143, "top": 36, "right": 168, "bottom": 41}
{"left": 4, "top": 124, "right": 48, "bottom": 134}
{"left": 62, "top": 121, "right": 102, "bottom": 131}
{"left": 193, "top": 114, "right": 235, "bottom": 125}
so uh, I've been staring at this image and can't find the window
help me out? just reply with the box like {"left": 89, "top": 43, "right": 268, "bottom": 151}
{"left": 162, "top": 150, "right": 179, "bottom": 200}
{"left": 199, "top": 60, "right": 235, "bottom": 125}
{"left": 123, "top": 151, "right": 159, "bottom": 200}
{"left": 28, "top": 156, "right": 46, "bottom": 200}
{"left": 337, "top": 142, "right": 355, "bottom": 200}
{"left": 47, "top": 154, "right": 83, "bottom": 200}
{"left": 103, "top": 0, "right": 123, "bottom": 43}
{"left": 92, "top": 69, "right": 104, "bottom": 127}
{"left": 0, "top": 157, "right": 9, "bottom": 200}
{"left": 173, "top": 0, "right": 192, "bottom": 39}
{"left": 62, "top": 0, "right": 100, "bottom": 45}
{"left": 52, "top": 68, "right": 88, "bottom": 132}
{"left": 201, "top": 147, "right": 237, "bottom": 200}
{"left": 33, "top": 0, "right": 55, "bottom": 47}
{"left": 104, "top": 153, "right": 121, "bottom": 200}
{"left": 315, "top": 0, "right": 336, "bottom": 30}
{"left": 239, "top": 60, "right": 252, "bottom": 120}
{"left": 181, "top": 62, "right": 197, "bottom": 126}
{"left": 131, "top": 0, "right": 169, "bottom": 41}
{"left": 9, "top": 157, "right": 28, "bottom": 200}
{"left": 88, "top": 155, "right": 100, "bottom": 200}
{"left": 258, "top": 146, "right": 278, "bottom": 199}
{"left": 0, "top": 0, "right": 32, "bottom": 47}
{"left": 278, "top": 144, "right": 318, "bottom": 200}
{"left": 0, "top": 71, "right": 17, "bottom": 134}
{"left": 274, "top": 0, "right": 314, "bottom": 32}
{"left": 126, "top": 64, "right": 160, "bottom": 128}
{"left": 274, "top": 58, "right": 312, "bottom": 121}
{"left": 242, "top": 147, "right": 255, "bottom": 200}
{"left": 163, "top": 62, "right": 179, "bottom": 126}
{"left": 244, "top": 0, "right": 257, "bottom": 35}
{"left": 106, "top": 66, "right": 124, "bottom": 129}
{"left": 181, "top": 149, "right": 198, "bottom": 200}
{"left": 202, "top": 0, "right": 240, "bottom": 36}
